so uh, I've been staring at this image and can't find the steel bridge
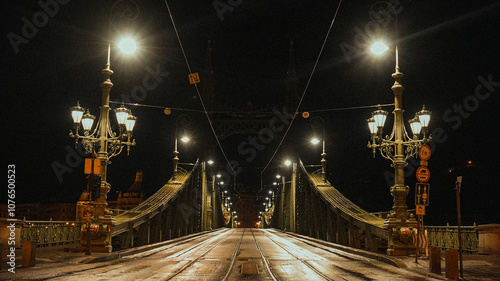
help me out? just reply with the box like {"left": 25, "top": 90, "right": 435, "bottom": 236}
{"left": 109, "top": 160, "right": 388, "bottom": 253}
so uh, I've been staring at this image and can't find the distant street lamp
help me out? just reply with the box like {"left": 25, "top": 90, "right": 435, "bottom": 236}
{"left": 69, "top": 38, "right": 138, "bottom": 253}
{"left": 172, "top": 115, "right": 191, "bottom": 182}
{"left": 310, "top": 116, "right": 327, "bottom": 183}
{"left": 366, "top": 5, "right": 432, "bottom": 256}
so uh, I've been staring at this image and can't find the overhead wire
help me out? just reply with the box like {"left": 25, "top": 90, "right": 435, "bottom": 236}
{"left": 260, "top": 0, "right": 344, "bottom": 177}
{"left": 110, "top": 100, "right": 393, "bottom": 114}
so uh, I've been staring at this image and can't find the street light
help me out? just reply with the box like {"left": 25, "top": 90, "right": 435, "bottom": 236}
{"left": 117, "top": 37, "right": 137, "bottom": 55}
{"left": 310, "top": 116, "right": 327, "bottom": 183}
{"left": 366, "top": 8, "right": 432, "bottom": 256}
{"left": 69, "top": 43, "right": 138, "bottom": 197}
{"left": 172, "top": 115, "right": 191, "bottom": 182}
{"left": 370, "top": 41, "right": 389, "bottom": 56}
{"left": 69, "top": 38, "right": 138, "bottom": 253}
{"left": 310, "top": 138, "right": 320, "bottom": 145}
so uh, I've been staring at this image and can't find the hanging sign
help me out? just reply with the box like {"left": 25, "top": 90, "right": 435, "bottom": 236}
{"left": 189, "top": 73, "right": 200, "bottom": 84}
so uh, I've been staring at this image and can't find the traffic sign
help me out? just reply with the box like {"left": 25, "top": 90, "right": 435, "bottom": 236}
{"left": 415, "top": 183, "right": 430, "bottom": 206}
{"left": 189, "top": 73, "right": 200, "bottom": 84}
{"left": 419, "top": 144, "right": 431, "bottom": 161}
{"left": 416, "top": 205, "right": 425, "bottom": 215}
{"left": 84, "top": 158, "right": 101, "bottom": 175}
{"left": 416, "top": 166, "right": 430, "bottom": 182}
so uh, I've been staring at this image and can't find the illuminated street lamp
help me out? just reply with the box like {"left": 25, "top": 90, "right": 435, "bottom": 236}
{"left": 172, "top": 115, "right": 191, "bottom": 182}
{"left": 310, "top": 116, "right": 327, "bottom": 183}
{"left": 69, "top": 38, "right": 138, "bottom": 253}
{"left": 117, "top": 37, "right": 137, "bottom": 55}
{"left": 367, "top": 12, "right": 432, "bottom": 256}
{"left": 370, "top": 41, "right": 389, "bottom": 56}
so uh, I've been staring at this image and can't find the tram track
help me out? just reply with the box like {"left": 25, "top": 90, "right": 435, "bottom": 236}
{"left": 250, "top": 228, "right": 278, "bottom": 281}
{"left": 221, "top": 228, "right": 246, "bottom": 280}
{"left": 162, "top": 229, "right": 241, "bottom": 280}
{"left": 259, "top": 228, "right": 346, "bottom": 281}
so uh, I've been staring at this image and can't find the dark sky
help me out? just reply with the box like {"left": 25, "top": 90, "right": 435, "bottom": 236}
{"left": 2, "top": 1, "right": 500, "bottom": 225}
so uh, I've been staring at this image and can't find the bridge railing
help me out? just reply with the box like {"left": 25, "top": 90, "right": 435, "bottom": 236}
{"left": 0, "top": 218, "right": 81, "bottom": 248}
{"left": 426, "top": 224, "right": 479, "bottom": 253}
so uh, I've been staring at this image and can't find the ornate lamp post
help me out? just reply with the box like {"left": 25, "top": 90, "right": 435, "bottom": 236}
{"left": 69, "top": 42, "right": 137, "bottom": 252}
{"left": 366, "top": 41, "right": 432, "bottom": 256}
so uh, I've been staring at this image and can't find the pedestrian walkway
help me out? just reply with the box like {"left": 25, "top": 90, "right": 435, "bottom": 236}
{"left": 396, "top": 253, "right": 500, "bottom": 281}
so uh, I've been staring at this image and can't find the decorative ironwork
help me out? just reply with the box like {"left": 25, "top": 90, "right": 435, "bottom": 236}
{"left": 110, "top": 0, "right": 140, "bottom": 21}
{"left": 426, "top": 225, "right": 479, "bottom": 253}
{"left": 20, "top": 219, "right": 81, "bottom": 247}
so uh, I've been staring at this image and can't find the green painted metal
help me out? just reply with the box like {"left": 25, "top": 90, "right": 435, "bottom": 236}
{"left": 18, "top": 219, "right": 81, "bottom": 247}
{"left": 426, "top": 225, "right": 478, "bottom": 253}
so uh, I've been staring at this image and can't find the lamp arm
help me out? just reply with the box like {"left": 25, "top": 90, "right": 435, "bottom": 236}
{"left": 380, "top": 143, "right": 395, "bottom": 162}
{"left": 402, "top": 124, "right": 413, "bottom": 142}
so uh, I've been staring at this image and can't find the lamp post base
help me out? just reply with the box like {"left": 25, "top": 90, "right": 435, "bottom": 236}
{"left": 79, "top": 214, "right": 115, "bottom": 253}
{"left": 384, "top": 217, "right": 418, "bottom": 256}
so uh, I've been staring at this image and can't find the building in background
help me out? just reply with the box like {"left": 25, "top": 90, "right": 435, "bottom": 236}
{"left": 75, "top": 171, "right": 144, "bottom": 220}
{"left": 108, "top": 171, "right": 144, "bottom": 214}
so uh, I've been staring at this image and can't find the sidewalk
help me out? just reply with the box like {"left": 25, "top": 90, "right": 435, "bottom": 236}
{"left": 2, "top": 243, "right": 111, "bottom": 270}
{"left": 1, "top": 230, "right": 212, "bottom": 276}
{"left": 396, "top": 253, "right": 500, "bottom": 281}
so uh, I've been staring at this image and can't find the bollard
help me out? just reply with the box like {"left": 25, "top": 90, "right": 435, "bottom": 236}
{"left": 429, "top": 247, "right": 441, "bottom": 275}
{"left": 22, "top": 241, "right": 36, "bottom": 268}
{"left": 445, "top": 249, "right": 459, "bottom": 280}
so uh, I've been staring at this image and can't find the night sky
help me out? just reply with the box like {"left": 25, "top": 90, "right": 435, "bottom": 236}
{"left": 2, "top": 1, "right": 499, "bottom": 226}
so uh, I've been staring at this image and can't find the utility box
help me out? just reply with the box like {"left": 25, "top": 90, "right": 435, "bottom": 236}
{"left": 445, "top": 250, "right": 459, "bottom": 280}
{"left": 22, "top": 241, "right": 36, "bottom": 267}
{"left": 429, "top": 247, "right": 441, "bottom": 275}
